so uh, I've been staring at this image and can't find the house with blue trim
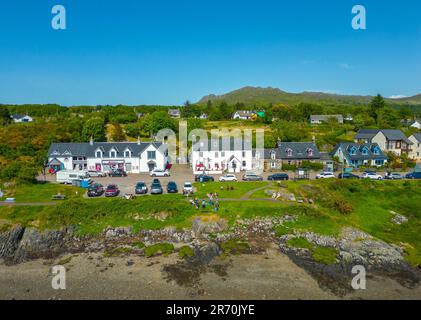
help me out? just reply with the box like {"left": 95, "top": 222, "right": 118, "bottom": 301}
{"left": 331, "top": 143, "right": 388, "bottom": 168}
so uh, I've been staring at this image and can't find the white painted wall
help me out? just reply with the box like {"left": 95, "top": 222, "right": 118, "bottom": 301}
{"left": 191, "top": 149, "right": 253, "bottom": 173}
{"left": 409, "top": 135, "right": 421, "bottom": 160}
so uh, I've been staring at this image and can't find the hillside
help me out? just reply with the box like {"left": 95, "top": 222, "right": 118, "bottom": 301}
{"left": 197, "top": 86, "right": 421, "bottom": 108}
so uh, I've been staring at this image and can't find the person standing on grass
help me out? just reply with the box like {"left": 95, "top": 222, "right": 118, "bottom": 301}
{"left": 209, "top": 193, "right": 213, "bottom": 205}
{"left": 214, "top": 200, "right": 219, "bottom": 213}
{"left": 202, "top": 199, "right": 206, "bottom": 209}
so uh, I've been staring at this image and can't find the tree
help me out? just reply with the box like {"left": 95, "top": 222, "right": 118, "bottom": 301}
{"left": 110, "top": 123, "right": 126, "bottom": 141}
{"left": 271, "top": 120, "right": 311, "bottom": 142}
{"left": 219, "top": 102, "right": 234, "bottom": 120}
{"left": 0, "top": 106, "right": 11, "bottom": 125}
{"left": 369, "top": 94, "right": 386, "bottom": 122}
{"left": 82, "top": 117, "right": 106, "bottom": 141}
{"left": 376, "top": 107, "right": 400, "bottom": 128}
{"left": 141, "top": 111, "right": 176, "bottom": 135}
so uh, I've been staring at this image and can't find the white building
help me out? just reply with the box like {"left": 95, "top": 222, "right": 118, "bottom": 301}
{"left": 191, "top": 138, "right": 253, "bottom": 174}
{"left": 11, "top": 114, "right": 33, "bottom": 123}
{"left": 409, "top": 133, "right": 421, "bottom": 160}
{"left": 232, "top": 110, "right": 253, "bottom": 120}
{"left": 310, "top": 115, "right": 344, "bottom": 124}
{"left": 47, "top": 139, "right": 169, "bottom": 173}
{"left": 355, "top": 129, "right": 413, "bottom": 157}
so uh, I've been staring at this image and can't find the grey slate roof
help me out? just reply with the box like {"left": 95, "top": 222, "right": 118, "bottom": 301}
{"left": 192, "top": 137, "right": 252, "bottom": 152}
{"left": 11, "top": 114, "right": 27, "bottom": 120}
{"left": 276, "top": 142, "right": 321, "bottom": 159}
{"left": 48, "top": 142, "right": 164, "bottom": 157}
{"left": 331, "top": 143, "right": 388, "bottom": 161}
{"left": 411, "top": 133, "right": 421, "bottom": 142}
{"left": 355, "top": 129, "right": 413, "bottom": 144}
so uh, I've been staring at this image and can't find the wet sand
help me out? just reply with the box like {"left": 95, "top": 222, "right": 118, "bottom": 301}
{"left": 1, "top": 248, "right": 420, "bottom": 300}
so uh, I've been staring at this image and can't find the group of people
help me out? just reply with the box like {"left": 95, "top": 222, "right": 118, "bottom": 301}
{"left": 189, "top": 192, "right": 220, "bottom": 212}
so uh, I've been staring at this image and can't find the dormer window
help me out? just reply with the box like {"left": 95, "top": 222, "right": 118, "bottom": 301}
{"left": 361, "top": 146, "right": 369, "bottom": 155}
{"left": 271, "top": 151, "right": 276, "bottom": 160}
{"left": 286, "top": 148, "right": 293, "bottom": 157}
{"left": 95, "top": 150, "right": 103, "bottom": 158}
{"left": 372, "top": 146, "right": 380, "bottom": 155}
{"left": 349, "top": 146, "right": 357, "bottom": 155}
{"left": 110, "top": 149, "right": 117, "bottom": 158}
{"left": 124, "top": 150, "right": 132, "bottom": 158}
{"left": 307, "top": 148, "right": 314, "bottom": 157}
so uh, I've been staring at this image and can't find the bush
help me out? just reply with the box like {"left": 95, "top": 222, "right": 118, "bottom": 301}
{"left": 333, "top": 197, "right": 353, "bottom": 215}
{"left": 178, "top": 245, "right": 194, "bottom": 259}
{"left": 312, "top": 246, "right": 338, "bottom": 265}
{"left": 144, "top": 243, "right": 174, "bottom": 257}
{"left": 286, "top": 237, "right": 312, "bottom": 250}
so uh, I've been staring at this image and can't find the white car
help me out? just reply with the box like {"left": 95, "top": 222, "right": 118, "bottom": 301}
{"left": 150, "top": 169, "right": 170, "bottom": 177}
{"left": 316, "top": 172, "right": 336, "bottom": 179}
{"left": 219, "top": 174, "right": 237, "bottom": 182}
{"left": 87, "top": 170, "right": 107, "bottom": 177}
{"left": 362, "top": 172, "right": 383, "bottom": 180}
{"left": 183, "top": 182, "right": 193, "bottom": 194}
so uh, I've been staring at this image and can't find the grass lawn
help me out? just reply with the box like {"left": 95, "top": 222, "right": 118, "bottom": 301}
{"left": 193, "top": 181, "right": 269, "bottom": 199}
{"left": 1, "top": 182, "right": 84, "bottom": 203}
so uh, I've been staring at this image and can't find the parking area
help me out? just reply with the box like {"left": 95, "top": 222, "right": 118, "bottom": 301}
{"left": 37, "top": 165, "right": 414, "bottom": 198}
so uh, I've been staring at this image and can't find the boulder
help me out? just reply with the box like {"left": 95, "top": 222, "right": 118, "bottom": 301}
{"left": 192, "top": 217, "right": 227, "bottom": 238}
{"left": 0, "top": 225, "right": 25, "bottom": 260}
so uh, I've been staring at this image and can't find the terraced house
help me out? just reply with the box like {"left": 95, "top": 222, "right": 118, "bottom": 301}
{"left": 255, "top": 141, "right": 323, "bottom": 171}
{"left": 355, "top": 129, "right": 413, "bottom": 156}
{"left": 47, "top": 139, "right": 169, "bottom": 173}
{"left": 331, "top": 143, "right": 388, "bottom": 168}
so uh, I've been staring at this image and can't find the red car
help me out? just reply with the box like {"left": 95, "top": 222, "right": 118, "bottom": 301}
{"left": 105, "top": 184, "right": 120, "bottom": 197}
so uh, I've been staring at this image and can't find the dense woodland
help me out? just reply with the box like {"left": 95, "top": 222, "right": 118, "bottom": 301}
{"left": 0, "top": 94, "right": 420, "bottom": 183}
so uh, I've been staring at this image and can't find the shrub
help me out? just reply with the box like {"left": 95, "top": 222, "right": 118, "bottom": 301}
{"left": 333, "top": 197, "right": 353, "bottom": 215}
{"left": 144, "top": 243, "right": 174, "bottom": 257}
{"left": 286, "top": 237, "right": 312, "bottom": 250}
{"left": 312, "top": 246, "right": 338, "bottom": 265}
{"left": 274, "top": 225, "right": 291, "bottom": 237}
{"left": 178, "top": 245, "right": 194, "bottom": 259}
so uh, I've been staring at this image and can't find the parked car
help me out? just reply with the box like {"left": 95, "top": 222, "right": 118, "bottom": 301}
{"left": 195, "top": 174, "right": 215, "bottom": 182}
{"left": 384, "top": 172, "right": 403, "bottom": 180}
{"left": 108, "top": 169, "right": 127, "bottom": 177}
{"left": 338, "top": 172, "right": 360, "bottom": 179}
{"left": 150, "top": 169, "right": 170, "bottom": 177}
{"left": 167, "top": 181, "right": 178, "bottom": 193}
{"left": 87, "top": 170, "right": 107, "bottom": 177}
{"left": 405, "top": 172, "right": 421, "bottom": 179}
{"left": 105, "top": 184, "right": 120, "bottom": 197}
{"left": 150, "top": 181, "right": 163, "bottom": 194}
{"left": 56, "top": 170, "right": 90, "bottom": 184}
{"left": 135, "top": 182, "right": 148, "bottom": 194}
{"left": 219, "top": 174, "right": 237, "bottom": 182}
{"left": 361, "top": 172, "right": 383, "bottom": 180}
{"left": 183, "top": 182, "right": 194, "bottom": 195}
{"left": 242, "top": 172, "right": 263, "bottom": 181}
{"left": 267, "top": 173, "right": 289, "bottom": 181}
{"left": 87, "top": 183, "right": 104, "bottom": 197}
{"left": 316, "top": 172, "right": 335, "bottom": 179}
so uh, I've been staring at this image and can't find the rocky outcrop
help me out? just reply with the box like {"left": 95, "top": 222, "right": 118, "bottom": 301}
{"left": 13, "top": 227, "right": 73, "bottom": 262}
{"left": 192, "top": 217, "right": 228, "bottom": 238}
{"left": 0, "top": 225, "right": 25, "bottom": 260}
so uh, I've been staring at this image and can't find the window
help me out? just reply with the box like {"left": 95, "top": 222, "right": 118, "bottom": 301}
{"left": 361, "top": 147, "right": 368, "bottom": 155}
{"left": 396, "top": 141, "right": 401, "bottom": 149}
{"left": 271, "top": 151, "right": 276, "bottom": 160}
{"left": 147, "top": 151, "right": 156, "bottom": 160}
{"left": 271, "top": 162, "right": 276, "bottom": 168}
{"left": 221, "top": 152, "right": 225, "bottom": 157}
{"left": 307, "top": 148, "right": 314, "bottom": 157}
{"left": 375, "top": 160, "right": 384, "bottom": 165}
{"left": 199, "top": 152, "right": 203, "bottom": 157}
{"left": 215, "top": 152, "right": 219, "bottom": 158}
{"left": 349, "top": 147, "right": 357, "bottom": 155}
{"left": 286, "top": 149, "right": 293, "bottom": 157}
{"left": 110, "top": 151, "right": 116, "bottom": 158}
{"left": 372, "top": 147, "right": 380, "bottom": 155}
{"left": 96, "top": 151, "right": 102, "bottom": 158}
{"left": 242, "top": 161, "right": 246, "bottom": 167}
{"left": 242, "top": 151, "right": 246, "bottom": 157}
{"left": 124, "top": 151, "right": 131, "bottom": 158}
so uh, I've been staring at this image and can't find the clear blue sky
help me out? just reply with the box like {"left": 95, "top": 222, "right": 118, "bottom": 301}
{"left": 0, "top": 0, "right": 420, "bottom": 105}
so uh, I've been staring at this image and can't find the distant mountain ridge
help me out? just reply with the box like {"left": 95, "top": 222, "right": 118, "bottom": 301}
{"left": 197, "top": 86, "right": 421, "bottom": 106}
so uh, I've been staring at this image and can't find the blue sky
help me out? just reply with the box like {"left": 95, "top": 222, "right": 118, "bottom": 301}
{"left": 0, "top": 0, "right": 420, "bottom": 105}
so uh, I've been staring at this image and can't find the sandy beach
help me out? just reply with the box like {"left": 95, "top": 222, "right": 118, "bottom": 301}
{"left": 1, "top": 247, "right": 421, "bottom": 300}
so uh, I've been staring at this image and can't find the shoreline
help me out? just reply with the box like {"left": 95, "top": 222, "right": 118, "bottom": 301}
{"left": 1, "top": 249, "right": 421, "bottom": 300}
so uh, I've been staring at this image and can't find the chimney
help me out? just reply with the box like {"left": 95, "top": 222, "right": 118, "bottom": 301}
{"left": 277, "top": 137, "right": 282, "bottom": 147}
{"left": 312, "top": 135, "right": 316, "bottom": 143}
{"left": 137, "top": 136, "right": 141, "bottom": 145}
{"left": 89, "top": 136, "right": 94, "bottom": 146}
